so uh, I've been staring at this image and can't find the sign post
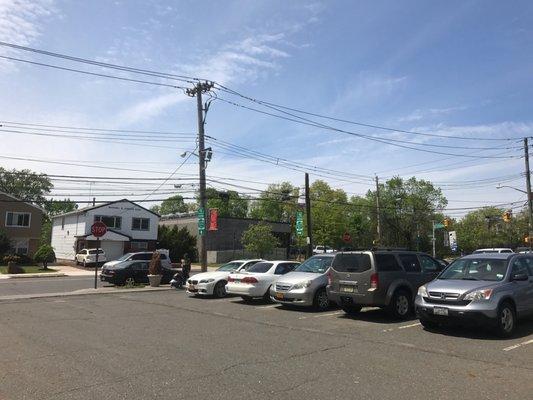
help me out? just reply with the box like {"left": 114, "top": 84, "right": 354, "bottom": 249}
{"left": 91, "top": 221, "right": 107, "bottom": 289}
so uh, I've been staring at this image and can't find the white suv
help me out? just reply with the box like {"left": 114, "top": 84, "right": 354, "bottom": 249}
{"left": 75, "top": 249, "right": 106, "bottom": 267}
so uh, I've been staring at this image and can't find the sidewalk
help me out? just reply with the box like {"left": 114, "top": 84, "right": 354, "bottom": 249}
{"left": 0, "top": 264, "right": 94, "bottom": 280}
{"left": 0, "top": 264, "right": 219, "bottom": 280}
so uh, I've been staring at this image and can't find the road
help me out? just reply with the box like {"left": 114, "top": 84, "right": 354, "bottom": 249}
{"left": 0, "top": 291, "right": 531, "bottom": 399}
{"left": 0, "top": 276, "right": 98, "bottom": 297}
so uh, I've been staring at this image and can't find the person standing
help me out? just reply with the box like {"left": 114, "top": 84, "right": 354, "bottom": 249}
{"left": 181, "top": 253, "right": 191, "bottom": 284}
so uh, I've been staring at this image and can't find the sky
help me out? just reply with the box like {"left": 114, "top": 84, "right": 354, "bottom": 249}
{"left": 1, "top": 0, "right": 533, "bottom": 218}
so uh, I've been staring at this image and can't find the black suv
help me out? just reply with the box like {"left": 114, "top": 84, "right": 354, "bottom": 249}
{"left": 327, "top": 249, "right": 444, "bottom": 319}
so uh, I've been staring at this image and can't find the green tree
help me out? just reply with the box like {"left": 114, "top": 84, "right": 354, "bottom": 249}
{"left": 0, "top": 230, "right": 11, "bottom": 257}
{"left": 33, "top": 244, "right": 56, "bottom": 270}
{"left": 454, "top": 207, "right": 526, "bottom": 253}
{"left": 43, "top": 199, "right": 78, "bottom": 216}
{"left": 366, "top": 177, "right": 447, "bottom": 251}
{"left": 205, "top": 188, "right": 248, "bottom": 218}
{"left": 249, "top": 182, "right": 299, "bottom": 222}
{"left": 0, "top": 167, "right": 52, "bottom": 204}
{"left": 158, "top": 225, "right": 198, "bottom": 262}
{"left": 153, "top": 195, "right": 189, "bottom": 215}
{"left": 310, "top": 180, "right": 350, "bottom": 249}
{"left": 241, "top": 222, "right": 279, "bottom": 258}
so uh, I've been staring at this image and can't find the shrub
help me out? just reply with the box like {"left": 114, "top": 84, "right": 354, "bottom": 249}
{"left": 34, "top": 245, "right": 56, "bottom": 270}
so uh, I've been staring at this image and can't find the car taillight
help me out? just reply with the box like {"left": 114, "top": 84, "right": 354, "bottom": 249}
{"left": 241, "top": 276, "right": 258, "bottom": 284}
{"left": 228, "top": 276, "right": 235, "bottom": 282}
{"left": 370, "top": 273, "right": 379, "bottom": 289}
{"left": 327, "top": 270, "right": 333, "bottom": 286}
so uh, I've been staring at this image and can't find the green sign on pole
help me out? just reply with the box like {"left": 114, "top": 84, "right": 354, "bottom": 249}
{"left": 434, "top": 223, "right": 445, "bottom": 229}
{"left": 295, "top": 211, "right": 304, "bottom": 236}
{"left": 198, "top": 207, "right": 206, "bottom": 236}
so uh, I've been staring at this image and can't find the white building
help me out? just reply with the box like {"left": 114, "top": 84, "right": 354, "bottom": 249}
{"left": 51, "top": 199, "right": 160, "bottom": 261}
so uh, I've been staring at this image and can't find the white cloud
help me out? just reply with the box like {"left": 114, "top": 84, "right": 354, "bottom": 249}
{"left": 399, "top": 106, "right": 468, "bottom": 122}
{"left": 0, "top": 0, "right": 56, "bottom": 71}
{"left": 116, "top": 92, "right": 187, "bottom": 125}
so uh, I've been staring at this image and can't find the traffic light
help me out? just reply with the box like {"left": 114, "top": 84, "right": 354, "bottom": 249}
{"left": 443, "top": 218, "right": 451, "bottom": 228}
{"left": 525, "top": 236, "right": 529, "bottom": 244}
{"left": 502, "top": 210, "right": 512, "bottom": 223}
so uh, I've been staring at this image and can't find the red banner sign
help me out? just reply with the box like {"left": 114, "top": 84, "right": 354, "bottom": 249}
{"left": 209, "top": 208, "right": 218, "bottom": 231}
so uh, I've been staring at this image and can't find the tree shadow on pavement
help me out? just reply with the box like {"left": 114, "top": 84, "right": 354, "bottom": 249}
{"left": 338, "top": 307, "right": 418, "bottom": 324}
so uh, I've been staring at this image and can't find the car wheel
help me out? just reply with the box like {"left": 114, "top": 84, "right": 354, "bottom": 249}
{"left": 124, "top": 277, "right": 136, "bottom": 286}
{"left": 213, "top": 281, "right": 227, "bottom": 298}
{"left": 342, "top": 304, "right": 362, "bottom": 316}
{"left": 241, "top": 295, "right": 254, "bottom": 303}
{"left": 313, "top": 288, "right": 330, "bottom": 311}
{"left": 263, "top": 286, "right": 273, "bottom": 303}
{"left": 420, "top": 318, "right": 438, "bottom": 330}
{"left": 388, "top": 290, "right": 412, "bottom": 320}
{"left": 495, "top": 302, "right": 516, "bottom": 338}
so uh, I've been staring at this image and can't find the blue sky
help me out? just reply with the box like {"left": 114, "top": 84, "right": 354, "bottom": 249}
{"left": 1, "top": 0, "right": 533, "bottom": 217}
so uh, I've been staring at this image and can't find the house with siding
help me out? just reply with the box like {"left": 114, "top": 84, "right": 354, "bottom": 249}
{"left": 51, "top": 199, "right": 160, "bottom": 261}
{"left": 0, "top": 191, "right": 45, "bottom": 257}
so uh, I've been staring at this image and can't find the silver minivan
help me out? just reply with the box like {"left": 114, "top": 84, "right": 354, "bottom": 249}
{"left": 415, "top": 253, "right": 533, "bottom": 337}
{"left": 270, "top": 254, "right": 334, "bottom": 311}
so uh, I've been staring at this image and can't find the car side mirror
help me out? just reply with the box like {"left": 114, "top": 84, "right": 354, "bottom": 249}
{"left": 511, "top": 273, "right": 529, "bottom": 281}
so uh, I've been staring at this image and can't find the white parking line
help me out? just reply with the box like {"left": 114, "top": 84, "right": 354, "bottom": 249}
{"left": 503, "top": 339, "right": 533, "bottom": 352}
{"left": 298, "top": 311, "right": 344, "bottom": 320}
{"left": 382, "top": 322, "right": 421, "bottom": 333}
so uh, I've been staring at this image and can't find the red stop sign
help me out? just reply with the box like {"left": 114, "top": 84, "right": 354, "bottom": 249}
{"left": 342, "top": 232, "right": 351, "bottom": 243}
{"left": 91, "top": 221, "right": 107, "bottom": 238}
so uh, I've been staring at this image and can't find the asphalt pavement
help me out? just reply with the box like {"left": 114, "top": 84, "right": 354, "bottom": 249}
{"left": 0, "top": 290, "right": 531, "bottom": 399}
{"left": 0, "top": 276, "right": 98, "bottom": 297}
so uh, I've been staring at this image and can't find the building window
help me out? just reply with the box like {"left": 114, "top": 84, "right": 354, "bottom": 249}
{"left": 6, "top": 212, "right": 31, "bottom": 228}
{"left": 131, "top": 241, "right": 148, "bottom": 251}
{"left": 132, "top": 218, "right": 150, "bottom": 231}
{"left": 13, "top": 238, "right": 29, "bottom": 255}
{"left": 94, "top": 215, "right": 122, "bottom": 229}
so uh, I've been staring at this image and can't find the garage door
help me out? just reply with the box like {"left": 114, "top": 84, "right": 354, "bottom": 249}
{"left": 100, "top": 241, "right": 125, "bottom": 261}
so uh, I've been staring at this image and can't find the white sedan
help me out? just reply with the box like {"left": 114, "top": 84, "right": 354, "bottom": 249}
{"left": 225, "top": 260, "right": 300, "bottom": 302}
{"left": 186, "top": 259, "right": 262, "bottom": 298}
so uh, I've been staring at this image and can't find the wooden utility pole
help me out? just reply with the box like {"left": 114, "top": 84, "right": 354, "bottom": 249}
{"left": 524, "top": 138, "right": 533, "bottom": 248}
{"left": 305, "top": 173, "right": 313, "bottom": 258}
{"left": 375, "top": 176, "right": 382, "bottom": 245}
{"left": 187, "top": 81, "right": 214, "bottom": 272}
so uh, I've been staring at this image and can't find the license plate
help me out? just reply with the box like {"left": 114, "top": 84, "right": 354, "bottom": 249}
{"left": 433, "top": 307, "right": 449, "bottom": 316}
{"left": 340, "top": 285, "right": 356, "bottom": 293}
{"left": 275, "top": 292, "right": 284, "bottom": 300}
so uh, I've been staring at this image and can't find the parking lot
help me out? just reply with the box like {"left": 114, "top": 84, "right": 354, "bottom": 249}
{"left": 1, "top": 290, "right": 532, "bottom": 400}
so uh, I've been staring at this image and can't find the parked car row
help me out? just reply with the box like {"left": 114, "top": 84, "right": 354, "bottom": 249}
{"left": 185, "top": 249, "right": 533, "bottom": 338}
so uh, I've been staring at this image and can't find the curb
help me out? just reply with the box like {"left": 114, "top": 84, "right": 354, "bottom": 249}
{"left": 5, "top": 273, "right": 67, "bottom": 279}
{"left": 0, "top": 286, "right": 173, "bottom": 302}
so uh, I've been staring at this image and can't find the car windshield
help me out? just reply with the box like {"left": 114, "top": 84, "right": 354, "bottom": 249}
{"left": 439, "top": 258, "right": 508, "bottom": 281}
{"left": 246, "top": 262, "right": 273, "bottom": 273}
{"left": 217, "top": 262, "right": 243, "bottom": 271}
{"left": 295, "top": 256, "right": 332, "bottom": 273}
{"left": 116, "top": 253, "right": 133, "bottom": 261}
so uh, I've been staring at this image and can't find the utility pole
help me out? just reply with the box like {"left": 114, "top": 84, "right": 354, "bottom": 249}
{"left": 524, "top": 137, "right": 533, "bottom": 248}
{"left": 375, "top": 176, "right": 382, "bottom": 245}
{"left": 305, "top": 173, "right": 313, "bottom": 258}
{"left": 431, "top": 221, "right": 436, "bottom": 258}
{"left": 187, "top": 81, "right": 214, "bottom": 272}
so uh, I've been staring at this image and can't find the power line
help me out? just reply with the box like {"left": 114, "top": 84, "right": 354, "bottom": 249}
{"left": 215, "top": 84, "right": 521, "bottom": 142}
{"left": 214, "top": 96, "right": 519, "bottom": 159}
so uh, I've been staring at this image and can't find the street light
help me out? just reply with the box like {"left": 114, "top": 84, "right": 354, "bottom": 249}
{"left": 496, "top": 184, "right": 527, "bottom": 194}
{"left": 497, "top": 184, "right": 533, "bottom": 248}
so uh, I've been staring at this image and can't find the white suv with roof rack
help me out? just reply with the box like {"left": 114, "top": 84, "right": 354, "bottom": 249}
{"left": 75, "top": 248, "right": 106, "bottom": 267}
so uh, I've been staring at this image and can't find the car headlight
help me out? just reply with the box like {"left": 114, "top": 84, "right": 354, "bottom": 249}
{"left": 464, "top": 288, "right": 493, "bottom": 301}
{"left": 199, "top": 278, "right": 215, "bottom": 284}
{"left": 292, "top": 280, "right": 312, "bottom": 290}
{"left": 417, "top": 285, "right": 428, "bottom": 297}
